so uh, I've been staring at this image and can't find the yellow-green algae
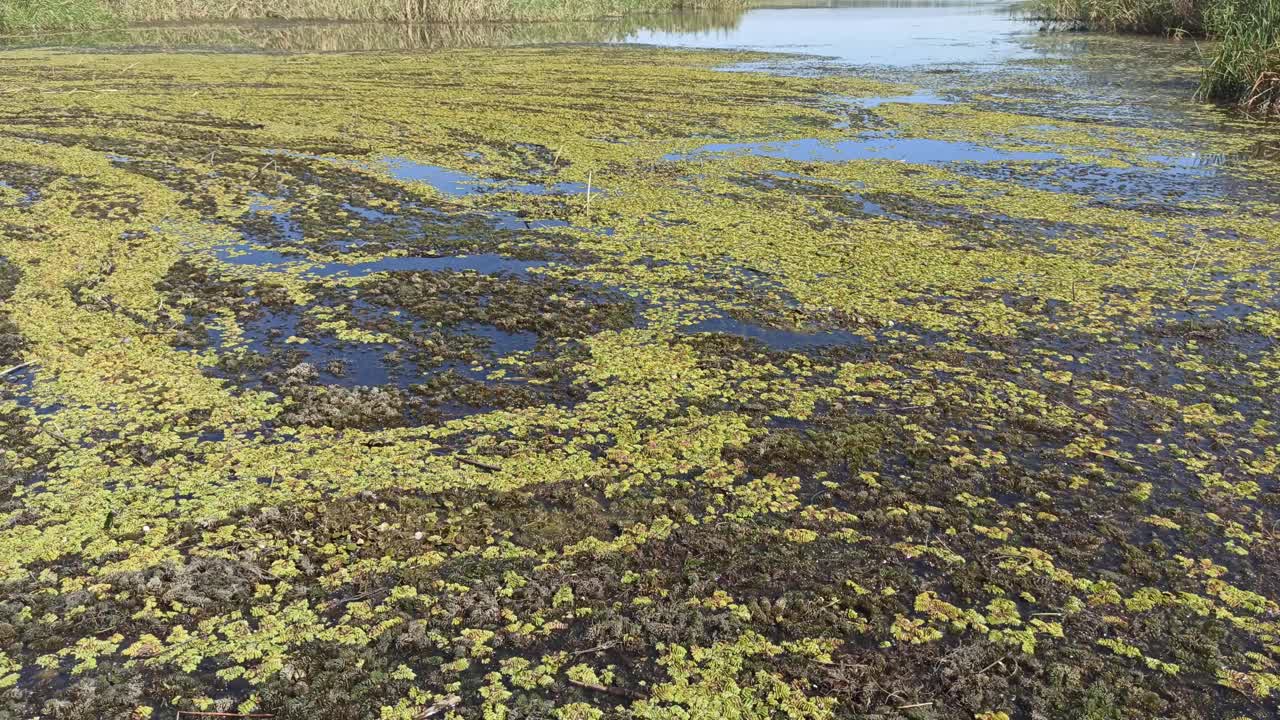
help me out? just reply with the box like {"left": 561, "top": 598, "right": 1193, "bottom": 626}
{"left": 0, "top": 44, "right": 1279, "bottom": 720}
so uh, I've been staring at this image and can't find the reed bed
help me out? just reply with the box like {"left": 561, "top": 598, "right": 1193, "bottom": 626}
{"left": 0, "top": 12, "right": 742, "bottom": 50}
{"left": 0, "top": 0, "right": 113, "bottom": 33}
{"left": 0, "top": 0, "right": 749, "bottom": 33}
{"left": 1028, "top": 0, "right": 1280, "bottom": 115}
{"left": 1201, "top": 0, "right": 1280, "bottom": 115}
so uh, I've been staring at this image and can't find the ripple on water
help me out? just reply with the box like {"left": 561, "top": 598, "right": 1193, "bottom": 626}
{"left": 846, "top": 90, "right": 953, "bottom": 109}
{"left": 380, "top": 155, "right": 588, "bottom": 197}
{"left": 961, "top": 157, "right": 1245, "bottom": 208}
{"left": 669, "top": 135, "right": 1062, "bottom": 165}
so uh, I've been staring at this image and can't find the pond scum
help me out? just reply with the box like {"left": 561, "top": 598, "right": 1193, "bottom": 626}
{"left": 2, "top": 43, "right": 1280, "bottom": 720}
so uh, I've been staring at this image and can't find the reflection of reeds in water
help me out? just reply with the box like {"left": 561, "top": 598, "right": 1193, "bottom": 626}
{"left": 1, "top": 0, "right": 748, "bottom": 34}
{"left": 105, "top": 0, "right": 748, "bottom": 24}
{"left": 2, "top": 9, "right": 745, "bottom": 49}
{"left": 8, "top": 12, "right": 744, "bottom": 49}
{"left": 1025, "top": 0, "right": 1280, "bottom": 115}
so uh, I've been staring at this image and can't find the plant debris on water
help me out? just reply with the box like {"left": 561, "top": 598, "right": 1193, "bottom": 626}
{"left": 2, "top": 34, "right": 1280, "bottom": 720}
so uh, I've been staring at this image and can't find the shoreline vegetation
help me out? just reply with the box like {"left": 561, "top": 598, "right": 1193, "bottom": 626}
{"left": 1026, "top": 0, "right": 1280, "bottom": 115}
{"left": 0, "top": 0, "right": 748, "bottom": 34}
{"left": 0, "top": 14, "right": 745, "bottom": 50}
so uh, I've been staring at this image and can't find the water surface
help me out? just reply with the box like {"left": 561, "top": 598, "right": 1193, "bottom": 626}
{"left": 627, "top": 1, "right": 1028, "bottom": 66}
{"left": 0, "top": 0, "right": 1028, "bottom": 64}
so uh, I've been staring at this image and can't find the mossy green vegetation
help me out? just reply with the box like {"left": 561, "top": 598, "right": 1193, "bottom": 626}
{"left": 1, "top": 41, "right": 1280, "bottom": 720}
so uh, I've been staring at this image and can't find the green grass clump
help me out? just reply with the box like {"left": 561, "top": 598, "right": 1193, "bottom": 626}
{"left": 1027, "top": 0, "right": 1280, "bottom": 114}
{"left": 1200, "top": 0, "right": 1280, "bottom": 115}
{"left": 1025, "top": 0, "right": 1206, "bottom": 34}
{"left": 0, "top": 0, "right": 114, "bottom": 33}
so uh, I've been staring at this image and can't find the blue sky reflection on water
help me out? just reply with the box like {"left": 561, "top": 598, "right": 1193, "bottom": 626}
{"left": 622, "top": 1, "right": 1030, "bottom": 67}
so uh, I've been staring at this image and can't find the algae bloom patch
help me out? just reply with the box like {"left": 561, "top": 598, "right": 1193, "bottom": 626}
{"left": 0, "top": 41, "right": 1279, "bottom": 720}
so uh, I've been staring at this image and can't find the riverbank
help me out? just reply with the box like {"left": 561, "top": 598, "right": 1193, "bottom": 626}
{"left": 0, "top": 0, "right": 748, "bottom": 33}
{"left": 1028, "top": 0, "right": 1279, "bottom": 115}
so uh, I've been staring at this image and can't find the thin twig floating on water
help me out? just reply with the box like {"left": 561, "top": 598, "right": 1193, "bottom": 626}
{"left": 321, "top": 586, "right": 391, "bottom": 611}
{"left": 174, "top": 707, "right": 273, "bottom": 712}
{"left": 977, "top": 655, "right": 1008, "bottom": 675}
{"left": 0, "top": 361, "right": 33, "bottom": 377}
{"left": 416, "top": 695, "right": 462, "bottom": 719}
{"left": 571, "top": 641, "right": 617, "bottom": 657}
{"left": 249, "top": 159, "right": 276, "bottom": 181}
{"left": 457, "top": 456, "right": 503, "bottom": 472}
{"left": 37, "top": 424, "right": 76, "bottom": 450}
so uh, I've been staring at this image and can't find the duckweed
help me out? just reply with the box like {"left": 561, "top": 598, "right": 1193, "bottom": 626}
{"left": 1, "top": 41, "right": 1279, "bottom": 720}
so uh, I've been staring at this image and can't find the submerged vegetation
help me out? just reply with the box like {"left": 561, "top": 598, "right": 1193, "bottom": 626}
{"left": 3, "top": 26, "right": 1280, "bottom": 720}
{"left": 0, "top": 0, "right": 747, "bottom": 33}
{"left": 1028, "top": 0, "right": 1280, "bottom": 114}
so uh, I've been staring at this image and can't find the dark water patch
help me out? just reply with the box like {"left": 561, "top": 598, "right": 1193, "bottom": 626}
{"left": 157, "top": 260, "right": 432, "bottom": 390}
{"left": 960, "top": 159, "right": 1244, "bottom": 209}
{"left": 361, "top": 269, "right": 636, "bottom": 343}
{"left": 214, "top": 239, "right": 552, "bottom": 279}
{"left": 199, "top": 305, "right": 439, "bottom": 429}
{"left": 211, "top": 305, "right": 434, "bottom": 390}
{"left": 340, "top": 202, "right": 395, "bottom": 224}
{"left": 748, "top": 170, "right": 905, "bottom": 220}
{"left": 1, "top": 370, "right": 68, "bottom": 421}
{"left": 872, "top": 192, "right": 1091, "bottom": 246}
{"left": 0, "top": 161, "right": 63, "bottom": 209}
{"left": 190, "top": 268, "right": 627, "bottom": 427}
{"left": 0, "top": 365, "right": 38, "bottom": 414}
{"left": 846, "top": 89, "right": 953, "bottom": 109}
{"left": 1153, "top": 301, "right": 1266, "bottom": 325}
{"left": 381, "top": 156, "right": 482, "bottom": 196}
{"left": 381, "top": 155, "right": 589, "bottom": 197}
{"left": 158, "top": 257, "right": 282, "bottom": 350}
{"left": 267, "top": 149, "right": 584, "bottom": 209}
{"left": 339, "top": 253, "right": 550, "bottom": 278}
{"left": 670, "top": 134, "right": 1062, "bottom": 165}
{"left": 0, "top": 180, "right": 40, "bottom": 209}
{"left": 996, "top": 289, "right": 1280, "bottom": 461}
{"left": 489, "top": 212, "right": 572, "bottom": 232}
{"left": 455, "top": 321, "right": 539, "bottom": 359}
{"left": 749, "top": 170, "right": 1093, "bottom": 246}
{"left": 243, "top": 196, "right": 305, "bottom": 244}
{"left": 687, "top": 315, "right": 864, "bottom": 351}
{"left": 0, "top": 256, "right": 27, "bottom": 367}
{"left": 230, "top": 154, "right": 590, "bottom": 267}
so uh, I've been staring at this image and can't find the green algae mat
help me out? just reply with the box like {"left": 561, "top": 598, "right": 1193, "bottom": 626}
{"left": 2, "top": 43, "right": 1280, "bottom": 720}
